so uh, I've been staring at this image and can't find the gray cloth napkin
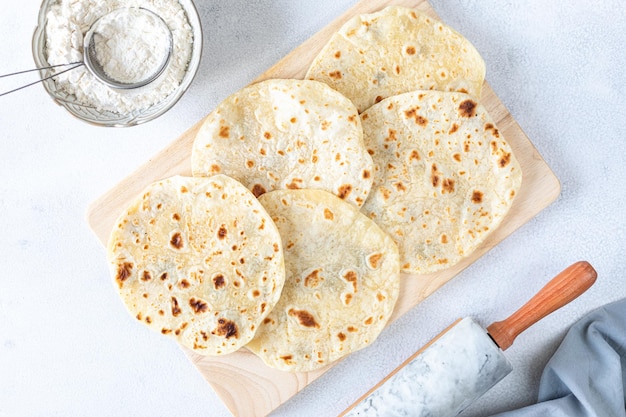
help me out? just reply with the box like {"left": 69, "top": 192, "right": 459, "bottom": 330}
{"left": 491, "top": 299, "right": 626, "bottom": 417}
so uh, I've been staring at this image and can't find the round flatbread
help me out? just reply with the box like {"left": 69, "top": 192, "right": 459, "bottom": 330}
{"left": 191, "top": 78, "right": 373, "bottom": 208}
{"left": 106, "top": 175, "right": 285, "bottom": 355}
{"left": 305, "top": 6, "right": 486, "bottom": 113}
{"left": 247, "top": 189, "right": 400, "bottom": 372}
{"left": 360, "top": 91, "right": 522, "bottom": 274}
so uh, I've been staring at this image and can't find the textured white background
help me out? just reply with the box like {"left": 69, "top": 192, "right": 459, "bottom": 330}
{"left": 1, "top": 1, "right": 625, "bottom": 416}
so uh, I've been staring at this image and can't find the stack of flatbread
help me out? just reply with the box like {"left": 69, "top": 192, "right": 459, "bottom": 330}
{"left": 106, "top": 5, "right": 522, "bottom": 373}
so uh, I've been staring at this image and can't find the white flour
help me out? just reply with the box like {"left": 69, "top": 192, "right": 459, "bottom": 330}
{"left": 92, "top": 8, "right": 171, "bottom": 85}
{"left": 45, "top": 0, "right": 193, "bottom": 114}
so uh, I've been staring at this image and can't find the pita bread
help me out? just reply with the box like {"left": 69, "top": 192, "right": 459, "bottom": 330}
{"left": 246, "top": 189, "right": 400, "bottom": 372}
{"left": 360, "top": 90, "right": 522, "bottom": 274}
{"left": 305, "top": 6, "right": 486, "bottom": 112}
{"left": 191, "top": 79, "right": 373, "bottom": 208}
{"left": 106, "top": 175, "right": 285, "bottom": 355}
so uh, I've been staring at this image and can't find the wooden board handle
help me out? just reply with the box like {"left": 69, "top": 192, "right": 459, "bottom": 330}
{"left": 487, "top": 261, "right": 597, "bottom": 351}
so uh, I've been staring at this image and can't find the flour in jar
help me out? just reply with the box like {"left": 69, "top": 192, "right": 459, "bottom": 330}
{"left": 45, "top": 0, "right": 193, "bottom": 114}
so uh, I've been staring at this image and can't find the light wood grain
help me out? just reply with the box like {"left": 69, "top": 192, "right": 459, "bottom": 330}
{"left": 86, "top": 0, "right": 561, "bottom": 416}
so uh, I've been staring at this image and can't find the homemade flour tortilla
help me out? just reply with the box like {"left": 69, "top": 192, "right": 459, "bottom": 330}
{"left": 191, "top": 79, "right": 374, "bottom": 208}
{"left": 107, "top": 175, "right": 285, "bottom": 355}
{"left": 305, "top": 6, "right": 486, "bottom": 112}
{"left": 360, "top": 91, "right": 522, "bottom": 274}
{"left": 247, "top": 189, "right": 400, "bottom": 372}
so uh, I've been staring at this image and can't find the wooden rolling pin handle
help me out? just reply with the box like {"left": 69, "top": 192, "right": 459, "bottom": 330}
{"left": 487, "top": 261, "right": 597, "bottom": 351}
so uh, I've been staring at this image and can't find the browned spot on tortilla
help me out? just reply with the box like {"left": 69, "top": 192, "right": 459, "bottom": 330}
{"left": 441, "top": 234, "right": 449, "bottom": 244}
{"left": 324, "top": 208, "right": 334, "bottom": 220}
{"left": 344, "top": 294, "right": 353, "bottom": 305}
{"left": 343, "top": 270, "right": 358, "bottom": 292}
{"left": 141, "top": 270, "right": 152, "bottom": 282}
{"left": 213, "top": 274, "right": 226, "bottom": 290}
{"left": 115, "top": 262, "right": 133, "bottom": 288}
{"left": 449, "top": 123, "right": 459, "bottom": 134}
{"left": 214, "top": 318, "right": 239, "bottom": 339}
{"left": 364, "top": 317, "right": 374, "bottom": 325}
{"left": 337, "top": 332, "right": 347, "bottom": 341}
{"left": 290, "top": 117, "right": 297, "bottom": 123}
{"left": 179, "top": 279, "right": 190, "bottom": 289}
{"left": 485, "top": 123, "right": 500, "bottom": 138}
{"left": 409, "top": 150, "right": 421, "bottom": 161}
{"left": 362, "top": 169, "right": 371, "bottom": 179}
{"left": 334, "top": 51, "right": 341, "bottom": 58}
{"left": 170, "top": 232, "right": 184, "bottom": 249}
{"left": 395, "top": 182, "right": 406, "bottom": 192}
{"left": 386, "top": 128, "right": 397, "bottom": 142}
{"left": 406, "top": 46, "right": 416, "bottom": 55}
{"left": 442, "top": 178, "right": 455, "bottom": 194}
{"left": 251, "top": 184, "right": 266, "bottom": 197}
{"left": 280, "top": 355, "right": 293, "bottom": 363}
{"left": 375, "top": 95, "right": 384, "bottom": 103}
{"left": 459, "top": 99, "right": 477, "bottom": 118}
{"left": 472, "top": 190, "right": 484, "bottom": 203}
{"left": 217, "top": 226, "right": 227, "bottom": 240}
{"left": 453, "top": 153, "right": 462, "bottom": 162}
{"left": 431, "top": 164, "right": 440, "bottom": 187}
{"left": 286, "top": 178, "right": 303, "bottom": 189}
{"left": 189, "top": 298, "right": 209, "bottom": 314}
{"left": 273, "top": 243, "right": 280, "bottom": 252}
{"left": 288, "top": 308, "right": 320, "bottom": 328}
{"left": 338, "top": 184, "right": 352, "bottom": 200}
{"left": 368, "top": 253, "right": 383, "bottom": 269}
{"left": 404, "top": 107, "right": 428, "bottom": 126}
{"left": 263, "top": 131, "right": 272, "bottom": 140}
{"left": 329, "top": 70, "right": 342, "bottom": 80}
{"left": 219, "top": 126, "right": 230, "bottom": 138}
{"left": 377, "top": 293, "right": 386, "bottom": 302}
{"left": 304, "top": 269, "right": 322, "bottom": 288}
{"left": 161, "top": 328, "right": 172, "bottom": 335}
{"left": 499, "top": 152, "right": 512, "bottom": 167}
{"left": 171, "top": 297, "right": 183, "bottom": 317}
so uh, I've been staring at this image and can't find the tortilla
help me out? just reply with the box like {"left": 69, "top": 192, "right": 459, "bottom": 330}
{"left": 191, "top": 79, "right": 373, "bottom": 208}
{"left": 305, "top": 6, "right": 486, "bottom": 112}
{"left": 360, "top": 90, "right": 522, "bottom": 274}
{"left": 106, "top": 175, "right": 285, "bottom": 355}
{"left": 246, "top": 189, "right": 400, "bottom": 372}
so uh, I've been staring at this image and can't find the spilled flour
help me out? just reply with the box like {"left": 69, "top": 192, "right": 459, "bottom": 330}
{"left": 45, "top": 0, "right": 193, "bottom": 114}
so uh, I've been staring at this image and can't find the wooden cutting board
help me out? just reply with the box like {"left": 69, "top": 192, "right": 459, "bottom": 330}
{"left": 86, "top": 0, "right": 561, "bottom": 416}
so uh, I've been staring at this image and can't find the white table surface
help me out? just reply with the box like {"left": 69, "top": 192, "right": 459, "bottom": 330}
{"left": 1, "top": 1, "right": 625, "bottom": 416}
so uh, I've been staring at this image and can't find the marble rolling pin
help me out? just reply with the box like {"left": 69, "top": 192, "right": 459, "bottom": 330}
{"left": 340, "top": 261, "right": 597, "bottom": 417}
